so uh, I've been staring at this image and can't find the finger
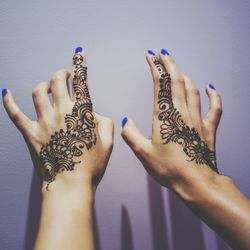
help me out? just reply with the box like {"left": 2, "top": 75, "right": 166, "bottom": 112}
{"left": 32, "top": 81, "right": 53, "bottom": 120}
{"left": 50, "top": 69, "right": 72, "bottom": 108}
{"left": 94, "top": 112, "right": 114, "bottom": 150}
{"left": 121, "top": 117, "right": 151, "bottom": 158}
{"left": 182, "top": 73, "right": 202, "bottom": 126}
{"left": 71, "top": 47, "right": 91, "bottom": 102}
{"left": 145, "top": 51, "right": 162, "bottom": 114}
{"left": 2, "top": 89, "right": 34, "bottom": 135}
{"left": 159, "top": 50, "right": 187, "bottom": 112}
{"left": 204, "top": 84, "right": 222, "bottom": 127}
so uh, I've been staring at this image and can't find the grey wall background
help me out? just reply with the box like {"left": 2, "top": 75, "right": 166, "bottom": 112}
{"left": 0, "top": 0, "right": 249, "bottom": 249}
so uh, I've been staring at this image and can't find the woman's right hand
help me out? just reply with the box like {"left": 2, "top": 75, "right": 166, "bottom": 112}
{"left": 2, "top": 47, "right": 114, "bottom": 194}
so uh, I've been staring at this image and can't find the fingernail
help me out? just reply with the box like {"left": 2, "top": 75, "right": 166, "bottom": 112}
{"left": 2, "top": 88, "right": 7, "bottom": 97}
{"left": 161, "top": 48, "right": 170, "bottom": 56}
{"left": 122, "top": 117, "right": 128, "bottom": 128}
{"left": 75, "top": 47, "right": 83, "bottom": 54}
{"left": 147, "top": 50, "right": 156, "bottom": 56}
{"left": 209, "top": 84, "right": 216, "bottom": 90}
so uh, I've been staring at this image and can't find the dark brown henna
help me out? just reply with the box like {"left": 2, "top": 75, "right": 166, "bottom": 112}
{"left": 40, "top": 53, "right": 96, "bottom": 190}
{"left": 153, "top": 57, "right": 218, "bottom": 173}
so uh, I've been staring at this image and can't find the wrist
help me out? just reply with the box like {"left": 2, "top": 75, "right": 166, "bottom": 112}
{"left": 170, "top": 165, "right": 231, "bottom": 204}
{"left": 41, "top": 179, "right": 95, "bottom": 210}
{"left": 41, "top": 169, "right": 96, "bottom": 196}
{"left": 36, "top": 180, "right": 95, "bottom": 250}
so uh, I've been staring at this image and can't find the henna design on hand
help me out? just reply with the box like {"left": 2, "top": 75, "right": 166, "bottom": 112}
{"left": 39, "top": 53, "right": 96, "bottom": 190}
{"left": 153, "top": 57, "right": 219, "bottom": 173}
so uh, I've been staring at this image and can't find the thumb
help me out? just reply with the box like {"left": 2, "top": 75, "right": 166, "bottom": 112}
{"left": 121, "top": 117, "right": 151, "bottom": 157}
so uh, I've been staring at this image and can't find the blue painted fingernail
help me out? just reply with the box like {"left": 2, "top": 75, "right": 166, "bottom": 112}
{"left": 122, "top": 117, "right": 128, "bottom": 128}
{"left": 148, "top": 50, "right": 156, "bottom": 56}
{"left": 161, "top": 48, "right": 170, "bottom": 56}
{"left": 209, "top": 84, "right": 216, "bottom": 90}
{"left": 2, "top": 88, "right": 7, "bottom": 97}
{"left": 75, "top": 47, "right": 83, "bottom": 54}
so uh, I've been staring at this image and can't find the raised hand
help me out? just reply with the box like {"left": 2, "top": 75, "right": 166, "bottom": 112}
{"left": 121, "top": 49, "right": 250, "bottom": 249}
{"left": 3, "top": 47, "right": 114, "bottom": 192}
{"left": 121, "top": 49, "right": 222, "bottom": 190}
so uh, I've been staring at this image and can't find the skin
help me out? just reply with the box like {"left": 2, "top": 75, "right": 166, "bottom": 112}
{"left": 2, "top": 49, "right": 250, "bottom": 249}
{"left": 2, "top": 50, "right": 114, "bottom": 250}
{"left": 121, "top": 52, "right": 250, "bottom": 249}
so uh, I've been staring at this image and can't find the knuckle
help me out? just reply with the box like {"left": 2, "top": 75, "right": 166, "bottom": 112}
{"left": 213, "top": 105, "right": 222, "bottom": 114}
{"left": 214, "top": 91, "right": 221, "bottom": 99}
{"left": 11, "top": 110, "right": 21, "bottom": 122}
{"left": 55, "top": 110, "right": 66, "bottom": 120}
{"left": 51, "top": 69, "right": 68, "bottom": 83}
{"left": 36, "top": 81, "right": 47, "bottom": 88}
{"left": 215, "top": 91, "right": 221, "bottom": 98}
{"left": 134, "top": 143, "right": 150, "bottom": 157}
{"left": 57, "top": 69, "right": 68, "bottom": 75}
{"left": 167, "top": 56, "right": 175, "bottom": 64}
{"left": 175, "top": 74, "right": 185, "bottom": 84}
{"left": 154, "top": 72, "right": 161, "bottom": 82}
{"left": 189, "top": 87, "right": 200, "bottom": 96}
{"left": 133, "top": 144, "right": 144, "bottom": 154}
{"left": 29, "top": 132, "right": 44, "bottom": 146}
{"left": 209, "top": 120, "right": 218, "bottom": 127}
{"left": 32, "top": 86, "right": 43, "bottom": 97}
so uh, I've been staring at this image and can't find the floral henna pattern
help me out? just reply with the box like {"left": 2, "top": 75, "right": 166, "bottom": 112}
{"left": 153, "top": 57, "right": 219, "bottom": 173}
{"left": 40, "top": 53, "right": 96, "bottom": 190}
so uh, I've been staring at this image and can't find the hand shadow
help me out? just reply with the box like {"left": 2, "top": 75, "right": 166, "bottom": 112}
{"left": 216, "top": 234, "right": 229, "bottom": 250}
{"left": 168, "top": 189, "right": 206, "bottom": 250}
{"left": 23, "top": 171, "right": 42, "bottom": 250}
{"left": 121, "top": 205, "right": 134, "bottom": 250}
{"left": 147, "top": 175, "right": 169, "bottom": 250}
{"left": 94, "top": 208, "right": 101, "bottom": 250}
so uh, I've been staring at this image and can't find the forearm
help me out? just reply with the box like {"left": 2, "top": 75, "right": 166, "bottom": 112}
{"left": 171, "top": 168, "right": 250, "bottom": 249}
{"left": 34, "top": 183, "right": 95, "bottom": 250}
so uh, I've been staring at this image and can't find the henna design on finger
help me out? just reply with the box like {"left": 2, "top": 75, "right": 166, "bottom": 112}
{"left": 153, "top": 57, "right": 218, "bottom": 173}
{"left": 39, "top": 53, "right": 96, "bottom": 190}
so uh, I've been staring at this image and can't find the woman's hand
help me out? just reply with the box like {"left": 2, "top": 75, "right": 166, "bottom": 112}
{"left": 121, "top": 49, "right": 223, "bottom": 193}
{"left": 121, "top": 49, "right": 250, "bottom": 249}
{"left": 2, "top": 47, "right": 114, "bottom": 250}
{"left": 2, "top": 47, "right": 114, "bottom": 194}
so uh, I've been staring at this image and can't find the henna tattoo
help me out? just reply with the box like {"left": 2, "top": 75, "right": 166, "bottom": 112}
{"left": 153, "top": 58, "right": 218, "bottom": 173}
{"left": 39, "top": 53, "right": 96, "bottom": 189}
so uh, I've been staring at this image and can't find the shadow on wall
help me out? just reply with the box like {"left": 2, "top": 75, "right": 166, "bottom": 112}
{"left": 120, "top": 176, "right": 206, "bottom": 250}
{"left": 216, "top": 235, "right": 229, "bottom": 250}
{"left": 168, "top": 189, "right": 206, "bottom": 250}
{"left": 23, "top": 172, "right": 228, "bottom": 250}
{"left": 94, "top": 208, "right": 101, "bottom": 250}
{"left": 23, "top": 171, "right": 42, "bottom": 250}
{"left": 147, "top": 175, "right": 169, "bottom": 250}
{"left": 121, "top": 205, "right": 134, "bottom": 250}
